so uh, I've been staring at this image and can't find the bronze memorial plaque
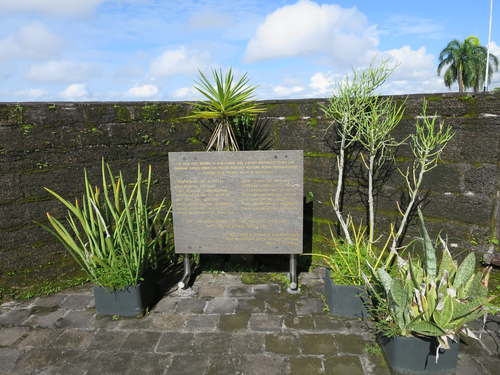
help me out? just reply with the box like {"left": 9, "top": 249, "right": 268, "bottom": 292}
{"left": 169, "top": 150, "right": 303, "bottom": 254}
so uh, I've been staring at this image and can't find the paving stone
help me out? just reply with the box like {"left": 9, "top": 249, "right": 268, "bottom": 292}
{"left": 121, "top": 331, "right": 161, "bottom": 352}
{"left": 244, "top": 354, "right": 288, "bottom": 375}
{"left": 219, "top": 313, "right": 250, "bottom": 332}
{"left": 125, "top": 352, "right": 172, "bottom": 375}
{"left": 235, "top": 298, "right": 266, "bottom": 313}
{"left": 334, "top": 334, "right": 367, "bottom": 355}
{"left": 312, "top": 315, "right": 349, "bottom": 332}
{"left": 168, "top": 354, "right": 210, "bottom": 375}
{"left": 365, "top": 352, "right": 391, "bottom": 375}
{"left": 14, "top": 348, "right": 67, "bottom": 371}
{"left": 55, "top": 310, "right": 94, "bottom": 329}
{"left": 193, "top": 333, "right": 232, "bottom": 354}
{"left": 94, "top": 315, "right": 122, "bottom": 330}
{"left": 230, "top": 333, "right": 265, "bottom": 355}
{"left": 248, "top": 314, "right": 283, "bottom": 331}
{"left": 18, "top": 328, "right": 62, "bottom": 348}
{"left": 265, "top": 298, "right": 296, "bottom": 314}
{"left": 225, "top": 285, "right": 254, "bottom": 298}
{"left": 0, "top": 348, "right": 22, "bottom": 372}
{"left": 0, "top": 327, "right": 29, "bottom": 346}
{"left": 299, "top": 333, "right": 337, "bottom": 354}
{"left": 265, "top": 334, "right": 300, "bottom": 355}
{"left": 283, "top": 315, "right": 314, "bottom": 330}
{"left": 204, "top": 298, "right": 237, "bottom": 314}
{"left": 198, "top": 284, "right": 225, "bottom": 298}
{"left": 118, "top": 315, "right": 157, "bottom": 330}
{"left": 0, "top": 309, "right": 32, "bottom": 326}
{"left": 32, "top": 295, "right": 67, "bottom": 308}
{"left": 53, "top": 329, "right": 94, "bottom": 349}
{"left": 149, "top": 314, "right": 188, "bottom": 331}
{"left": 175, "top": 298, "right": 207, "bottom": 314}
{"left": 152, "top": 297, "right": 180, "bottom": 313}
{"left": 476, "top": 355, "right": 500, "bottom": 375}
{"left": 207, "top": 355, "right": 245, "bottom": 375}
{"left": 88, "top": 329, "right": 129, "bottom": 351}
{"left": 252, "top": 284, "right": 280, "bottom": 295}
{"left": 456, "top": 353, "right": 489, "bottom": 375}
{"left": 295, "top": 298, "right": 324, "bottom": 315}
{"left": 59, "top": 295, "right": 93, "bottom": 310}
{"left": 23, "top": 310, "right": 67, "bottom": 329}
{"left": 184, "top": 314, "right": 219, "bottom": 332}
{"left": 90, "top": 351, "right": 134, "bottom": 374}
{"left": 324, "top": 355, "right": 364, "bottom": 375}
{"left": 156, "top": 332, "right": 194, "bottom": 353}
{"left": 289, "top": 356, "right": 323, "bottom": 375}
{"left": 51, "top": 349, "right": 96, "bottom": 375}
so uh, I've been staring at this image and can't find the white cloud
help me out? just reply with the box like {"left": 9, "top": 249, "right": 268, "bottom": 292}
{"left": 0, "top": 0, "right": 104, "bottom": 16}
{"left": 384, "top": 16, "right": 443, "bottom": 38}
{"left": 0, "top": 23, "right": 62, "bottom": 61}
{"left": 309, "top": 72, "right": 338, "bottom": 95}
{"left": 150, "top": 46, "right": 208, "bottom": 78}
{"left": 383, "top": 46, "right": 435, "bottom": 80}
{"left": 26, "top": 60, "right": 92, "bottom": 82}
{"left": 61, "top": 83, "right": 88, "bottom": 99}
{"left": 127, "top": 84, "right": 158, "bottom": 98}
{"left": 15, "top": 88, "right": 48, "bottom": 99}
{"left": 273, "top": 85, "right": 304, "bottom": 97}
{"left": 172, "top": 87, "right": 200, "bottom": 100}
{"left": 244, "top": 0, "right": 378, "bottom": 64}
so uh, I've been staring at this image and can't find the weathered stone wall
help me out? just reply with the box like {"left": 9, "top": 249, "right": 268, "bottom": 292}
{"left": 0, "top": 92, "right": 499, "bottom": 280}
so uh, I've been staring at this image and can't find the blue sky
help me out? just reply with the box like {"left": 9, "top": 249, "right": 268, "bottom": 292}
{"left": 0, "top": 0, "right": 498, "bottom": 101}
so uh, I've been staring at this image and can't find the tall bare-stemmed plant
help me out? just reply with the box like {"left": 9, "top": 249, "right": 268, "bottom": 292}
{"left": 185, "top": 68, "right": 265, "bottom": 151}
{"left": 390, "top": 103, "right": 454, "bottom": 253}
{"left": 356, "top": 95, "right": 405, "bottom": 244}
{"left": 321, "top": 62, "right": 399, "bottom": 245}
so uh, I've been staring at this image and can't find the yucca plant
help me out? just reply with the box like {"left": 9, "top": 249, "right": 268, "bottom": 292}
{"left": 183, "top": 68, "right": 266, "bottom": 151}
{"left": 41, "top": 160, "right": 171, "bottom": 290}
{"left": 369, "top": 208, "right": 493, "bottom": 353}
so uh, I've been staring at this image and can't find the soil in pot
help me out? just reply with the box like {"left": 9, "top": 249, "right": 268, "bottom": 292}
{"left": 94, "top": 280, "right": 158, "bottom": 317}
{"left": 323, "top": 270, "right": 369, "bottom": 319}
{"left": 379, "top": 335, "right": 459, "bottom": 375}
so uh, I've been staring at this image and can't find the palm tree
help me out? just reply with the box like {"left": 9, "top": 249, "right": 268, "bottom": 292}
{"left": 184, "top": 68, "right": 265, "bottom": 151}
{"left": 437, "top": 37, "right": 498, "bottom": 93}
{"left": 469, "top": 45, "right": 499, "bottom": 92}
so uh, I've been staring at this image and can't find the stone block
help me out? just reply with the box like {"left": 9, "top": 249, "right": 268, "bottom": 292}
{"left": 248, "top": 314, "right": 283, "bottom": 332}
{"left": 0, "top": 327, "right": 29, "bottom": 346}
{"left": 156, "top": 332, "right": 194, "bottom": 354}
{"left": 289, "top": 356, "right": 323, "bottom": 375}
{"left": 204, "top": 298, "right": 237, "bottom": 314}
{"left": 324, "top": 355, "right": 364, "bottom": 375}
{"left": 125, "top": 352, "right": 172, "bottom": 375}
{"left": 219, "top": 313, "right": 250, "bottom": 332}
{"left": 0, "top": 348, "right": 22, "bottom": 373}
{"left": 295, "top": 298, "right": 324, "bottom": 315}
{"left": 193, "top": 332, "right": 232, "bottom": 354}
{"left": 265, "top": 333, "right": 300, "bottom": 355}
{"left": 299, "top": 333, "right": 337, "bottom": 355}
{"left": 120, "top": 331, "right": 161, "bottom": 353}
{"left": 167, "top": 354, "right": 210, "bottom": 375}
{"left": 183, "top": 314, "right": 219, "bottom": 332}
{"left": 230, "top": 333, "right": 265, "bottom": 354}
{"left": 334, "top": 334, "right": 367, "bottom": 354}
{"left": 88, "top": 329, "right": 129, "bottom": 351}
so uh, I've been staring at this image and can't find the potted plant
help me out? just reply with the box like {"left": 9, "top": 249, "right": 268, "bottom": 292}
{"left": 41, "top": 160, "right": 172, "bottom": 317}
{"left": 312, "top": 219, "right": 395, "bottom": 319}
{"left": 368, "top": 209, "right": 493, "bottom": 374}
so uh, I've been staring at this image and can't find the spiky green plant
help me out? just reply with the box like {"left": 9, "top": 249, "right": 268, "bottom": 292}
{"left": 369, "top": 209, "right": 492, "bottom": 353}
{"left": 41, "top": 160, "right": 172, "bottom": 290}
{"left": 184, "top": 68, "right": 266, "bottom": 151}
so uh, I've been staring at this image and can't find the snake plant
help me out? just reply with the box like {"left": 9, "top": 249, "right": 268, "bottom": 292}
{"left": 370, "top": 209, "right": 492, "bottom": 353}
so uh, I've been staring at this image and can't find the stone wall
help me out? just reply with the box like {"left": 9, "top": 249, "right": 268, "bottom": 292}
{"left": 0, "top": 92, "right": 499, "bottom": 280}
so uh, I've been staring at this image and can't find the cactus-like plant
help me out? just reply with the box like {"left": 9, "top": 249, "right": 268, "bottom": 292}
{"left": 370, "top": 209, "right": 492, "bottom": 354}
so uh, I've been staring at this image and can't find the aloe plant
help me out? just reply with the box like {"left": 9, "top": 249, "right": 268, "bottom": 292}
{"left": 370, "top": 208, "right": 492, "bottom": 354}
{"left": 41, "top": 160, "right": 172, "bottom": 290}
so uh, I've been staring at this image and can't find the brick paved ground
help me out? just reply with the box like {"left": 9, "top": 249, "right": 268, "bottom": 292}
{"left": 0, "top": 268, "right": 498, "bottom": 375}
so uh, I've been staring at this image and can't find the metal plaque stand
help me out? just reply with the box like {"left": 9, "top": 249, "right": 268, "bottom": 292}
{"left": 177, "top": 255, "right": 192, "bottom": 289}
{"left": 178, "top": 253, "right": 299, "bottom": 294}
{"left": 287, "top": 254, "right": 300, "bottom": 294}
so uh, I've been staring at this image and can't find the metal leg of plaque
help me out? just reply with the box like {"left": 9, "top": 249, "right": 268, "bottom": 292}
{"left": 287, "top": 254, "right": 300, "bottom": 294}
{"left": 178, "top": 254, "right": 191, "bottom": 289}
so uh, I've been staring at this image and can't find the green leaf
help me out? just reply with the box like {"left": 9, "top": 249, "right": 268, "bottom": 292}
{"left": 408, "top": 320, "right": 445, "bottom": 336}
{"left": 453, "top": 253, "right": 475, "bottom": 289}
{"left": 417, "top": 209, "right": 436, "bottom": 278}
{"left": 433, "top": 295, "right": 454, "bottom": 328}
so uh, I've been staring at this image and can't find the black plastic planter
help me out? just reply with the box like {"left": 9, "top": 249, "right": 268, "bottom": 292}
{"left": 94, "top": 281, "right": 156, "bottom": 317}
{"left": 379, "top": 335, "right": 459, "bottom": 375}
{"left": 323, "top": 271, "right": 369, "bottom": 319}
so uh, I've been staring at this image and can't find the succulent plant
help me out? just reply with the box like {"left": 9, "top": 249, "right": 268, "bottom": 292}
{"left": 371, "top": 208, "right": 492, "bottom": 353}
